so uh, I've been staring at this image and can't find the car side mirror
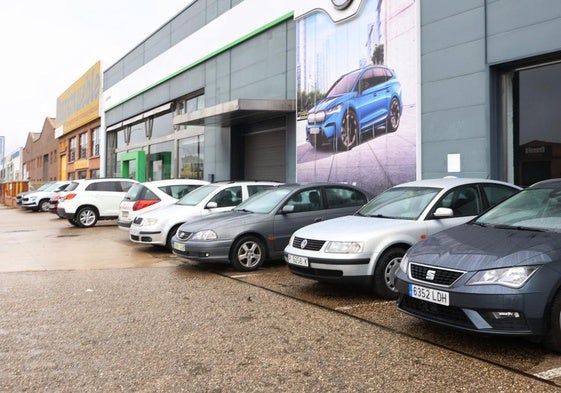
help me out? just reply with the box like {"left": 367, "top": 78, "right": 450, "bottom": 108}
{"left": 282, "top": 205, "right": 295, "bottom": 214}
{"left": 206, "top": 201, "right": 218, "bottom": 209}
{"left": 433, "top": 207, "right": 454, "bottom": 218}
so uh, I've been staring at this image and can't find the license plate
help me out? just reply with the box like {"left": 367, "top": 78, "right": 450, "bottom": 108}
{"left": 173, "top": 242, "right": 185, "bottom": 252}
{"left": 287, "top": 254, "right": 309, "bottom": 267}
{"left": 309, "top": 127, "right": 321, "bottom": 135}
{"left": 409, "top": 284, "right": 449, "bottom": 306}
{"left": 130, "top": 227, "right": 140, "bottom": 236}
{"left": 121, "top": 211, "right": 129, "bottom": 218}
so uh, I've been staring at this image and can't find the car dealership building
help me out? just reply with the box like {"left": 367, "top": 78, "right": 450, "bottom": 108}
{"left": 101, "top": 0, "right": 561, "bottom": 194}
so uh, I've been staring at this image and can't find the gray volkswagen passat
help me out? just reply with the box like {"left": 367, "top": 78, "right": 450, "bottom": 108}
{"left": 172, "top": 183, "right": 371, "bottom": 271}
{"left": 396, "top": 178, "right": 561, "bottom": 352}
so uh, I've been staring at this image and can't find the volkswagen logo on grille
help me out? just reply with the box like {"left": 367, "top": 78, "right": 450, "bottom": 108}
{"left": 301, "top": 239, "right": 308, "bottom": 249}
{"left": 426, "top": 270, "right": 436, "bottom": 281}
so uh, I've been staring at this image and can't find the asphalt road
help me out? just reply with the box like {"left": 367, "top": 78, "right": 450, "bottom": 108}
{"left": 1, "top": 206, "right": 561, "bottom": 392}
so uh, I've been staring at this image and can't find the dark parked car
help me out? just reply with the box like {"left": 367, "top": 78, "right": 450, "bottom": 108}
{"left": 172, "top": 183, "right": 371, "bottom": 271}
{"left": 396, "top": 178, "right": 561, "bottom": 352}
{"left": 306, "top": 65, "right": 402, "bottom": 150}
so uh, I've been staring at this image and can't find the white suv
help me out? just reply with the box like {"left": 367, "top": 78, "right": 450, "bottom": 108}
{"left": 57, "top": 178, "right": 139, "bottom": 228}
{"left": 129, "top": 181, "right": 281, "bottom": 250}
{"left": 21, "top": 181, "right": 70, "bottom": 212}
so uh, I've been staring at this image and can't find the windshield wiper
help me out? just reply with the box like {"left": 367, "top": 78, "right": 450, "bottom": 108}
{"left": 484, "top": 223, "right": 546, "bottom": 232}
{"left": 235, "top": 208, "right": 254, "bottom": 213}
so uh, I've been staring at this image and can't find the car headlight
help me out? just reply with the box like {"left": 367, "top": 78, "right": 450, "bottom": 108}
{"left": 467, "top": 266, "right": 540, "bottom": 288}
{"left": 142, "top": 218, "right": 158, "bottom": 226}
{"left": 399, "top": 252, "right": 410, "bottom": 274}
{"left": 191, "top": 230, "right": 218, "bottom": 241}
{"left": 325, "top": 241, "right": 363, "bottom": 253}
{"left": 325, "top": 104, "right": 342, "bottom": 115}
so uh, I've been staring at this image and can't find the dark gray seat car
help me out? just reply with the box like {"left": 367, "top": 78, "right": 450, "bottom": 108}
{"left": 172, "top": 183, "right": 371, "bottom": 271}
{"left": 396, "top": 178, "right": 561, "bottom": 352}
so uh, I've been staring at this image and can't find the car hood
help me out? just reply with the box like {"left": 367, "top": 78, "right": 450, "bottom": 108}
{"left": 293, "top": 215, "right": 417, "bottom": 241}
{"left": 142, "top": 203, "right": 202, "bottom": 220}
{"left": 309, "top": 93, "right": 355, "bottom": 113}
{"left": 409, "top": 223, "right": 561, "bottom": 271}
{"left": 178, "top": 211, "right": 266, "bottom": 233}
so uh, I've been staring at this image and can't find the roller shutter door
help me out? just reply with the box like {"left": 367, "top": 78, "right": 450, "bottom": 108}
{"left": 244, "top": 129, "right": 286, "bottom": 182}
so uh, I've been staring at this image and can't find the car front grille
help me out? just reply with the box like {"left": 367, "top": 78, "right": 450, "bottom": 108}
{"left": 398, "top": 295, "right": 474, "bottom": 329}
{"left": 409, "top": 263, "right": 464, "bottom": 287}
{"left": 292, "top": 237, "right": 325, "bottom": 251}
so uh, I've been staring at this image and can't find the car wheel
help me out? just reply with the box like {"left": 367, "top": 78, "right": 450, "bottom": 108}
{"left": 166, "top": 224, "right": 182, "bottom": 251}
{"left": 68, "top": 218, "right": 80, "bottom": 227}
{"left": 75, "top": 206, "right": 98, "bottom": 228}
{"left": 340, "top": 110, "right": 358, "bottom": 149}
{"left": 386, "top": 97, "right": 401, "bottom": 132}
{"left": 373, "top": 247, "right": 407, "bottom": 300}
{"left": 39, "top": 199, "right": 50, "bottom": 212}
{"left": 543, "top": 291, "right": 561, "bottom": 353}
{"left": 230, "top": 236, "right": 265, "bottom": 271}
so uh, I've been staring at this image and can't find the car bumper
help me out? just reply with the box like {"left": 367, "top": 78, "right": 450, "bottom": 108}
{"left": 117, "top": 219, "right": 132, "bottom": 229}
{"left": 22, "top": 203, "right": 39, "bottom": 209}
{"left": 172, "top": 239, "right": 232, "bottom": 262}
{"left": 57, "top": 207, "right": 73, "bottom": 219}
{"left": 395, "top": 275, "right": 548, "bottom": 337}
{"left": 129, "top": 226, "right": 166, "bottom": 246}
{"left": 284, "top": 246, "right": 373, "bottom": 282}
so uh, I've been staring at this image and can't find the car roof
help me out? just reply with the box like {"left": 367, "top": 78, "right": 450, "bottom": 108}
{"left": 139, "top": 179, "right": 208, "bottom": 186}
{"left": 391, "top": 177, "right": 521, "bottom": 190}
{"left": 529, "top": 178, "right": 561, "bottom": 189}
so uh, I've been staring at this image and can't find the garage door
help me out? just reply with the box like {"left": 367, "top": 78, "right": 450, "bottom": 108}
{"left": 244, "top": 129, "right": 286, "bottom": 182}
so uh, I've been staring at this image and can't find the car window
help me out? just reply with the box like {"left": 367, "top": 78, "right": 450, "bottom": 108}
{"left": 210, "top": 187, "right": 242, "bottom": 208}
{"left": 326, "top": 69, "right": 362, "bottom": 97}
{"left": 248, "top": 185, "right": 274, "bottom": 197}
{"left": 286, "top": 188, "right": 323, "bottom": 212}
{"left": 177, "top": 185, "right": 219, "bottom": 206}
{"left": 437, "top": 186, "right": 481, "bottom": 217}
{"left": 65, "top": 182, "right": 80, "bottom": 192}
{"left": 161, "top": 184, "right": 201, "bottom": 199}
{"left": 325, "top": 187, "right": 367, "bottom": 209}
{"left": 360, "top": 68, "right": 388, "bottom": 91}
{"left": 235, "top": 188, "right": 291, "bottom": 213}
{"left": 482, "top": 184, "right": 519, "bottom": 207}
{"left": 121, "top": 181, "right": 136, "bottom": 192}
{"left": 358, "top": 187, "right": 439, "bottom": 220}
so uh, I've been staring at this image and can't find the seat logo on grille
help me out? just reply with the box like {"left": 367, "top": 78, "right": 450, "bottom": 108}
{"left": 301, "top": 239, "right": 308, "bottom": 249}
{"left": 426, "top": 270, "right": 436, "bottom": 281}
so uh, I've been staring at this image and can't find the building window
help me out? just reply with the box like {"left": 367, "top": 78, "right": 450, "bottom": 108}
{"left": 79, "top": 132, "right": 87, "bottom": 159}
{"left": 178, "top": 135, "right": 204, "bottom": 180}
{"left": 69, "top": 137, "right": 76, "bottom": 161}
{"left": 90, "top": 169, "right": 100, "bottom": 179}
{"left": 91, "top": 127, "right": 100, "bottom": 156}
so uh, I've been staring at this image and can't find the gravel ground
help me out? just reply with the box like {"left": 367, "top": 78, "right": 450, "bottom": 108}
{"left": 1, "top": 266, "right": 558, "bottom": 393}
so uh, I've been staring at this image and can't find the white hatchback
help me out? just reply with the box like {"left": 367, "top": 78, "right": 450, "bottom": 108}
{"left": 284, "top": 178, "right": 522, "bottom": 300}
{"left": 117, "top": 179, "right": 209, "bottom": 230}
{"left": 129, "top": 181, "right": 281, "bottom": 250}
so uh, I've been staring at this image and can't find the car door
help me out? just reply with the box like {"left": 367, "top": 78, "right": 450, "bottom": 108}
{"left": 271, "top": 187, "right": 327, "bottom": 252}
{"left": 424, "top": 185, "right": 483, "bottom": 236}
{"left": 202, "top": 186, "right": 244, "bottom": 216}
{"left": 353, "top": 67, "right": 390, "bottom": 130}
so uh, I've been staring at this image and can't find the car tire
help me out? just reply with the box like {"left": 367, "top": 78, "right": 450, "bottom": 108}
{"left": 166, "top": 224, "right": 182, "bottom": 251}
{"left": 340, "top": 110, "right": 358, "bottom": 149}
{"left": 39, "top": 199, "right": 50, "bottom": 212}
{"left": 373, "top": 246, "right": 407, "bottom": 300}
{"left": 386, "top": 97, "right": 401, "bottom": 132}
{"left": 543, "top": 290, "right": 561, "bottom": 353}
{"left": 230, "top": 236, "right": 265, "bottom": 271}
{"left": 75, "top": 206, "right": 99, "bottom": 228}
{"left": 68, "top": 218, "right": 80, "bottom": 227}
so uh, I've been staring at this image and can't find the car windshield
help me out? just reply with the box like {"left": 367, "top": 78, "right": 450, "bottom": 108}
{"left": 475, "top": 188, "right": 561, "bottom": 232}
{"left": 36, "top": 182, "right": 56, "bottom": 191}
{"left": 325, "top": 70, "right": 361, "bottom": 97}
{"left": 357, "top": 186, "right": 440, "bottom": 220}
{"left": 234, "top": 188, "right": 292, "bottom": 214}
{"left": 176, "top": 185, "right": 219, "bottom": 206}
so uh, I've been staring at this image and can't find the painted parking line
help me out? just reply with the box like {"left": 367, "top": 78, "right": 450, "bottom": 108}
{"left": 534, "top": 367, "right": 561, "bottom": 380}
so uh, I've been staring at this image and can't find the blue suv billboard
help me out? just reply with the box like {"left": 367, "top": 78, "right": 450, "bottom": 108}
{"left": 306, "top": 65, "right": 401, "bottom": 150}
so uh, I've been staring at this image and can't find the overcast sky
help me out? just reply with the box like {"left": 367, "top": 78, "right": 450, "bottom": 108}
{"left": 0, "top": 1, "right": 191, "bottom": 155}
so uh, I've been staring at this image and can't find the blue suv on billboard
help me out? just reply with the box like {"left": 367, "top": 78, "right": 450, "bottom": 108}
{"left": 306, "top": 65, "right": 402, "bottom": 150}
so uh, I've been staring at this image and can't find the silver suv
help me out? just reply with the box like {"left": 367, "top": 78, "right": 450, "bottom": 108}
{"left": 57, "top": 178, "right": 139, "bottom": 228}
{"left": 21, "top": 181, "right": 70, "bottom": 212}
